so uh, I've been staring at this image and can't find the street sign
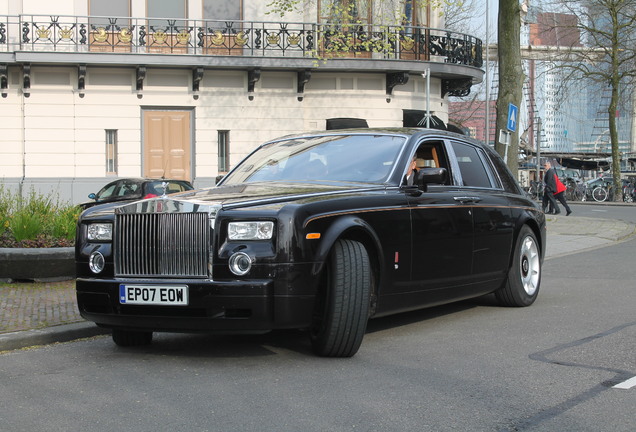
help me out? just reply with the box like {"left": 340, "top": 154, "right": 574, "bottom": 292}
{"left": 507, "top": 103, "right": 518, "bottom": 132}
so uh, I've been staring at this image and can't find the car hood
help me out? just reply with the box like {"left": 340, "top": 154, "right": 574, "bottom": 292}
{"left": 111, "top": 181, "right": 386, "bottom": 216}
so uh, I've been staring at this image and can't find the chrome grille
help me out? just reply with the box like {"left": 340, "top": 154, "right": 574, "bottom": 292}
{"left": 115, "top": 213, "right": 210, "bottom": 278}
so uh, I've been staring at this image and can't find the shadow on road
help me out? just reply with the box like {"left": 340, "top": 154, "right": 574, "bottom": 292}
{"left": 107, "top": 295, "right": 503, "bottom": 358}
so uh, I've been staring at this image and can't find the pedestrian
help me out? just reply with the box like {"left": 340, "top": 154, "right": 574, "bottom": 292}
{"left": 542, "top": 161, "right": 559, "bottom": 214}
{"left": 553, "top": 171, "right": 572, "bottom": 216}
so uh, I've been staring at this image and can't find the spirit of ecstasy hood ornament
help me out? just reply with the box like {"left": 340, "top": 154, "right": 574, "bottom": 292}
{"left": 160, "top": 181, "right": 169, "bottom": 197}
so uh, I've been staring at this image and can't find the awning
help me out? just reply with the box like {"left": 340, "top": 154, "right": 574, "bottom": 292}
{"left": 403, "top": 110, "right": 446, "bottom": 130}
{"left": 529, "top": 152, "right": 612, "bottom": 171}
{"left": 556, "top": 157, "right": 610, "bottom": 171}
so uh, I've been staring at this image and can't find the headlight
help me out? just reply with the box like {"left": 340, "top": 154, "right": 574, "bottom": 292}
{"left": 87, "top": 223, "right": 113, "bottom": 241}
{"left": 228, "top": 221, "right": 274, "bottom": 240}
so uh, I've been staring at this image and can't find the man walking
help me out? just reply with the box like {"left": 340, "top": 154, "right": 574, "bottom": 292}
{"left": 542, "top": 161, "right": 560, "bottom": 214}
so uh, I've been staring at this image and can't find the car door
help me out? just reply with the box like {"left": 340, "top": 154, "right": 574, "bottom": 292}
{"left": 448, "top": 140, "right": 514, "bottom": 290}
{"left": 402, "top": 139, "right": 474, "bottom": 303}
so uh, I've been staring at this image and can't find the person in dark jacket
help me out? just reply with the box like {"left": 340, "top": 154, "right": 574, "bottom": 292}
{"left": 542, "top": 161, "right": 560, "bottom": 214}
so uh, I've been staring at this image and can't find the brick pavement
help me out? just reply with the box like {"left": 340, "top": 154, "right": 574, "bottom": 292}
{"left": 0, "top": 279, "right": 81, "bottom": 333}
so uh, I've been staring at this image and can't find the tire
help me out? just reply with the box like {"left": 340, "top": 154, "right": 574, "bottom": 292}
{"left": 592, "top": 186, "right": 607, "bottom": 202}
{"left": 112, "top": 329, "right": 153, "bottom": 347}
{"left": 495, "top": 226, "right": 541, "bottom": 307}
{"left": 310, "top": 239, "right": 371, "bottom": 357}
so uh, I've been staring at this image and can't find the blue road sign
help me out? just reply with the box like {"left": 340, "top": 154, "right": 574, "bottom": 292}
{"left": 507, "top": 103, "right": 518, "bottom": 132}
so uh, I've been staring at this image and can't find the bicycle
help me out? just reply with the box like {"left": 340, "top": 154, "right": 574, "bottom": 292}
{"left": 528, "top": 180, "right": 544, "bottom": 200}
{"left": 623, "top": 183, "right": 635, "bottom": 203}
{"left": 592, "top": 181, "right": 614, "bottom": 202}
{"left": 565, "top": 178, "right": 583, "bottom": 201}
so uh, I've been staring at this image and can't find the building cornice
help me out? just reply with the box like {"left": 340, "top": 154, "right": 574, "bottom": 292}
{"left": 8, "top": 51, "right": 482, "bottom": 83}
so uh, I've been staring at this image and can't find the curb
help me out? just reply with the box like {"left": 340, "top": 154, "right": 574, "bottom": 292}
{"left": 0, "top": 247, "right": 75, "bottom": 282}
{"left": 0, "top": 321, "right": 109, "bottom": 352}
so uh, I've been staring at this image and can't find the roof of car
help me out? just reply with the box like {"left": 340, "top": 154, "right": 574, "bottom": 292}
{"left": 266, "top": 127, "right": 481, "bottom": 146}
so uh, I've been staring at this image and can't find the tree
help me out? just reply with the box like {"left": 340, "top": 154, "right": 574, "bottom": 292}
{"left": 443, "top": 0, "right": 481, "bottom": 35}
{"left": 495, "top": 0, "right": 524, "bottom": 179}
{"left": 552, "top": 0, "right": 636, "bottom": 201}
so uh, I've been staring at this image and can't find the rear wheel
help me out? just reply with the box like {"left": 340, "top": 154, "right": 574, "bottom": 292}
{"left": 310, "top": 239, "right": 371, "bottom": 357}
{"left": 496, "top": 226, "right": 541, "bottom": 307}
{"left": 592, "top": 186, "right": 608, "bottom": 202}
{"left": 112, "top": 329, "right": 153, "bottom": 347}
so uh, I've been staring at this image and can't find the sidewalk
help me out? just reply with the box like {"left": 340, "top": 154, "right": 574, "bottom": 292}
{"left": 544, "top": 213, "right": 635, "bottom": 259}
{"left": 1, "top": 214, "right": 634, "bottom": 351}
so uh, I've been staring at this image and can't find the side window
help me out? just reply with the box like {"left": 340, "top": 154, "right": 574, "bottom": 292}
{"left": 415, "top": 141, "right": 448, "bottom": 171}
{"left": 451, "top": 142, "right": 495, "bottom": 188}
{"left": 96, "top": 183, "right": 118, "bottom": 200}
{"left": 487, "top": 147, "right": 519, "bottom": 193}
{"left": 404, "top": 141, "right": 450, "bottom": 186}
{"left": 118, "top": 181, "right": 139, "bottom": 196}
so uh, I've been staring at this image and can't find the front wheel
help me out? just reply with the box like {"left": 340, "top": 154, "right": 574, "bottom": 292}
{"left": 573, "top": 188, "right": 584, "bottom": 202}
{"left": 495, "top": 226, "right": 541, "bottom": 307}
{"left": 310, "top": 239, "right": 371, "bottom": 357}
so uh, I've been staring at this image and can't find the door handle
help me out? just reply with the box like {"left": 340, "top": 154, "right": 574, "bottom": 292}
{"left": 453, "top": 196, "right": 482, "bottom": 204}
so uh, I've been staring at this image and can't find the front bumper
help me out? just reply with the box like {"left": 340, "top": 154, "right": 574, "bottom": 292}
{"left": 76, "top": 276, "right": 316, "bottom": 333}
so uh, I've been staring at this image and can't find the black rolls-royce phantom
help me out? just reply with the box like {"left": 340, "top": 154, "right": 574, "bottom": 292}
{"left": 76, "top": 128, "right": 546, "bottom": 357}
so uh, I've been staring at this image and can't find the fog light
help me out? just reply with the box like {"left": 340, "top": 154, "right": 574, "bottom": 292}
{"left": 228, "top": 252, "right": 252, "bottom": 276}
{"left": 89, "top": 251, "right": 105, "bottom": 274}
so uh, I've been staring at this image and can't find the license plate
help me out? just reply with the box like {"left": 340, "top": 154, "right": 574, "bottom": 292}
{"left": 119, "top": 284, "right": 188, "bottom": 306}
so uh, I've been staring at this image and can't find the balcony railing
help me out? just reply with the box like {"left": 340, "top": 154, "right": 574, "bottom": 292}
{"left": 0, "top": 15, "right": 482, "bottom": 68}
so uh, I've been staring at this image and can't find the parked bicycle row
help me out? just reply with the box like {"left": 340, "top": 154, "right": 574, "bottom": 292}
{"left": 526, "top": 177, "right": 636, "bottom": 203}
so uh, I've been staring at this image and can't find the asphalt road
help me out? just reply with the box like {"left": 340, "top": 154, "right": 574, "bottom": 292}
{"left": 569, "top": 201, "right": 636, "bottom": 224}
{"left": 1, "top": 207, "right": 634, "bottom": 432}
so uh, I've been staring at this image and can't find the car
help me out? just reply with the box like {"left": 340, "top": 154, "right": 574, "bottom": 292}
{"left": 555, "top": 168, "right": 581, "bottom": 183}
{"left": 78, "top": 178, "right": 194, "bottom": 210}
{"left": 583, "top": 176, "right": 629, "bottom": 189}
{"left": 75, "top": 128, "right": 546, "bottom": 357}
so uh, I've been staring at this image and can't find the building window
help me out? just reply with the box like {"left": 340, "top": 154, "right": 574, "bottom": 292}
{"left": 318, "top": 0, "right": 371, "bottom": 25}
{"left": 403, "top": 0, "right": 429, "bottom": 27}
{"left": 218, "top": 130, "right": 230, "bottom": 172}
{"left": 148, "top": 0, "right": 187, "bottom": 28}
{"left": 89, "top": 0, "right": 130, "bottom": 27}
{"left": 106, "top": 130, "right": 118, "bottom": 174}
{"left": 204, "top": 0, "right": 242, "bottom": 20}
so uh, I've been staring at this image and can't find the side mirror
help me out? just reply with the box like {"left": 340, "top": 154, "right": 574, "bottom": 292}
{"left": 88, "top": 193, "right": 96, "bottom": 200}
{"left": 415, "top": 167, "right": 448, "bottom": 190}
{"left": 215, "top": 175, "right": 225, "bottom": 185}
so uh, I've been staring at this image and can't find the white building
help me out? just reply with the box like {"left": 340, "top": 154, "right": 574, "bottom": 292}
{"left": 0, "top": 0, "right": 484, "bottom": 203}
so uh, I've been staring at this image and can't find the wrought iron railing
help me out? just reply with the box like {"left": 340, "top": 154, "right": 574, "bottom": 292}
{"left": 0, "top": 15, "right": 482, "bottom": 68}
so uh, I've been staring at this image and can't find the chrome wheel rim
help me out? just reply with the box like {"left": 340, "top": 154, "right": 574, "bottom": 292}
{"left": 519, "top": 235, "right": 540, "bottom": 296}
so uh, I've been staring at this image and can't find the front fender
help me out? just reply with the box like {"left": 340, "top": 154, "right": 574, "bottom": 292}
{"left": 309, "top": 215, "right": 384, "bottom": 281}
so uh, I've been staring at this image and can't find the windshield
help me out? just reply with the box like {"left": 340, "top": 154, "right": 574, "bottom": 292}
{"left": 222, "top": 134, "right": 407, "bottom": 185}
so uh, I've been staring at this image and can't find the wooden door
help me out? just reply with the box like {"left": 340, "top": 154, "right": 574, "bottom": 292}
{"left": 143, "top": 110, "right": 191, "bottom": 181}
